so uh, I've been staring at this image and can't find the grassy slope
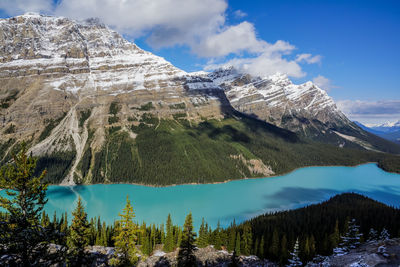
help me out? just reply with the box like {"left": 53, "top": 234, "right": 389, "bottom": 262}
{"left": 84, "top": 113, "right": 400, "bottom": 185}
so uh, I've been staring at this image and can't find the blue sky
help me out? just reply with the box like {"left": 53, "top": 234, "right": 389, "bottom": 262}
{"left": 0, "top": 0, "right": 399, "bottom": 124}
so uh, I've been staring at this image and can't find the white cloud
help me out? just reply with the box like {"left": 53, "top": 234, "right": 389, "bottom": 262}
{"left": 337, "top": 99, "right": 400, "bottom": 124}
{"left": 54, "top": 0, "right": 227, "bottom": 49}
{"left": 0, "top": 0, "right": 53, "bottom": 15}
{"left": 313, "top": 75, "right": 335, "bottom": 91}
{"left": 204, "top": 40, "right": 308, "bottom": 78}
{"left": 197, "top": 21, "right": 320, "bottom": 78}
{"left": 296, "top": 53, "right": 322, "bottom": 64}
{"left": 233, "top": 10, "right": 247, "bottom": 18}
{"left": 193, "top": 22, "right": 266, "bottom": 57}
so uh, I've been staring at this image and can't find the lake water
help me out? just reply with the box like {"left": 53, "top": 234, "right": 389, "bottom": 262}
{"left": 45, "top": 164, "right": 400, "bottom": 229}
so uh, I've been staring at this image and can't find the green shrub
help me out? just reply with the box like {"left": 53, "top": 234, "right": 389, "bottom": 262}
{"left": 109, "top": 102, "right": 121, "bottom": 115}
{"left": 169, "top": 102, "right": 186, "bottom": 109}
{"left": 3, "top": 124, "right": 15, "bottom": 134}
{"left": 138, "top": 102, "right": 155, "bottom": 111}
{"left": 38, "top": 113, "right": 67, "bottom": 142}
{"left": 79, "top": 109, "right": 92, "bottom": 128}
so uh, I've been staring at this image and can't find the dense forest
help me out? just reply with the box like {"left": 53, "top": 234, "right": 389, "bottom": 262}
{"left": 1, "top": 102, "right": 400, "bottom": 185}
{"left": 76, "top": 111, "right": 400, "bottom": 185}
{"left": 32, "top": 193, "right": 399, "bottom": 264}
{"left": 1, "top": 146, "right": 399, "bottom": 266}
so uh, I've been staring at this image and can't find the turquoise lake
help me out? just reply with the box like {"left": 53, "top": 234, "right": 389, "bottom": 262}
{"left": 45, "top": 164, "right": 400, "bottom": 229}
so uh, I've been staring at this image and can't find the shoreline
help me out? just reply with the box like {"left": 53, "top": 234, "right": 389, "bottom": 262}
{"left": 49, "top": 161, "right": 381, "bottom": 188}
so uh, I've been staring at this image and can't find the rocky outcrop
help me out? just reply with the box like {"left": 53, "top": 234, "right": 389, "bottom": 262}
{"left": 307, "top": 238, "right": 400, "bottom": 267}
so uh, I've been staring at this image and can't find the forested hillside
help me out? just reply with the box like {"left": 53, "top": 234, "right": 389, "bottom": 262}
{"left": 34, "top": 110, "right": 400, "bottom": 185}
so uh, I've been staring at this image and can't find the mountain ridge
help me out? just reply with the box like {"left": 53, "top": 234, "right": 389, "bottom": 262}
{"left": 1, "top": 14, "right": 400, "bottom": 185}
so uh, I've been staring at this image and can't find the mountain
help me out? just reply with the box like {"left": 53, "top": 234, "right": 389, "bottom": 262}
{"left": 355, "top": 121, "right": 400, "bottom": 144}
{"left": 1, "top": 14, "right": 399, "bottom": 185}
{"left": 367, "top": 120, "right": 400, "bottom": 133}
{"left": 186, "top": 68, "right": 400, "bottom": 152}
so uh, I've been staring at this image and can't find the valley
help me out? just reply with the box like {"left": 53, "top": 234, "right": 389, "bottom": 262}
{"left": 1, "top": 14, "right": 400, "bottom": 186}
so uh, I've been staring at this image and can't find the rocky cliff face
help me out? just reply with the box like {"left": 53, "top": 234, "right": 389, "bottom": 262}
{"left": 186, "top": 67, "right": 351, "bottom": 135}
{"left": 0, "top": 14, "right": 227, "bottom": 184}
{"left": 0, "top": 14, "right": 397, "bottom": 185}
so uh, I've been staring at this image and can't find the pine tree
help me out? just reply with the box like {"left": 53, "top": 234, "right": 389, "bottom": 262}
{"left": 41, "top": 210, "right": 50, "bottom": 227}
{"left": 160, "top": 223, "right": 165, "bottom": 244}
{"left": 235, "top": 233, "right": 241, "bottom": 255}
{"left": 60, "top": 211, "right": 69, "bottom": 245}
{"left": 229, "top": 250, "right": 239, "bottom": 267}
{"left": 164, "top": 214, "right": 174, "bottom": 252}
{"left": 333, "top": 218, "right": 363, "bottom": 255}
{"left": 287, "top": 238, "right": 302, "bottom": 267}
{"left": 242, "top": 224, "right": 252, "bottom": 255}
{"left": 302, "top": 236, "right": 310, "bottom": 261}
{"left": 259, "top": 235, "right": 265, "bottom": 259}
{"left": 213, "top": 221, "right": 222, "bottom": 250}
{"left": 309, "top": 235, "right": 316, "bottom": 258}
{"left": 142, "top": 231, "right": 151, "bottom": 256}
{"left": 177, "top": 213, "right": 197, "bottom": 267}
{"left": 197, "top": 218, "right": 207, "bottom": 248}
{"left": 280, "top": 234, "right": 288, "bottom": 262}
{"left": 368, "top": 228, "right": 378, "bottom": 242}
{"left": 67, "top": 196, "right": 90, "bottom": 265}
{"left": 151, "top": 224, "right": 157, "bottom": 252}
{"left": 254, "top": 238, "right": 259, "bottom": 256}
{"left": 379, "top": 228, "right": 390, "bottom": 241}
{"left": 177, "top": 227, "right": 183, "bottom": 248}
{"left": 0, "top": 144, "right": 64, "bottom": 265}
{"left": 110, "top": 195, "right": 139, "bottom": 266}
{"left": 270, "top": 228, "right": 279, "bottom": 257}
{"left": 228, "top": 229, "right": 236, "bottom": 252}
{"left": 329, "top": 219, "right": 340, "bottom": 250}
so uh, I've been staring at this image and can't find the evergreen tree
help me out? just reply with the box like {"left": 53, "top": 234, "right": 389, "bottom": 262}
{"left": 309, "top": 235, "right": 316, "bottom": 258}
{"left": 142, "top": 231, "right": 151, "bottom": 256}
{"left": 287, "top": 238, "right": 302, "bottom": 267}
{"left": 270, "top": 228, "right": 279, "bottom": 257}
{"left": 197, "top": 218, "right": 207, "bottom": 248}
{"left": 280, "top": 234, "right": 288, "bottom": 262}
{"left": 227, "top": 229, "right": 236, "bottom": 252}
{"left": 329, "top": 219, "right": 340, "bottom": 250}
{"left": 379, "top": 228, "right": 390, "bottom": 241}
{"left": 110, "top": 195, "right": 139, "bottom": 266}
{"left": 164, "top": 214, "right": 174, "bottom": 252}
{"left": 368, "top": 228, "right": 378, "bottom": 242}
{"left": 241, "top": 224, "right": 252, "bottom": 255}
{"left": 333, "top": 218, "right": 363, "bottom": 255}
{"left": 177, "top": 227, "right": 183, "bottom": 248}
{"left": 235, "top": 234, "right": 241, "bottom": 255}
{"left": 213, "top": 221, "right": 222, "bottom": 250}
{"left": 254, "top": 238, "right": 259, "bottom": 256}
{"left": 151, "top": 224, "right": 157, "bottom": 251}
{"left": 259, "top": 235, "right": 265, "bottom": 259}
{"left": 67, "top": 196, "right": 90, "bottom": 265}
{"left": 177, "top": 213, "right": 197, "bottom": 267}
{"left": 160, "top": 223, "right": 165, "bottom": 244}
{"left": 229, "top": 250, "right": 239, "bottom": 267}
{"left": 0, "top": 144, "right": 64, "bottom": 265}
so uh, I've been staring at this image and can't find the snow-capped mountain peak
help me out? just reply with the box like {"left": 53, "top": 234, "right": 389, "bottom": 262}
{"left": 0, "top": 14, "right": 186, "bottom": 95}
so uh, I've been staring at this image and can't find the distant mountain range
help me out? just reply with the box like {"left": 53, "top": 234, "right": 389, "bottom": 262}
{"left": 1, "top": 13, "right": 400, "bottom": 185}
{"left": 354, "top": 121, "right": 400, "bottom": 144}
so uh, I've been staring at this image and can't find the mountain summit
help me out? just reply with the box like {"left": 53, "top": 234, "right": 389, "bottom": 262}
{"left": 1, "top": 14, "right": 399, "bottom": 185}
